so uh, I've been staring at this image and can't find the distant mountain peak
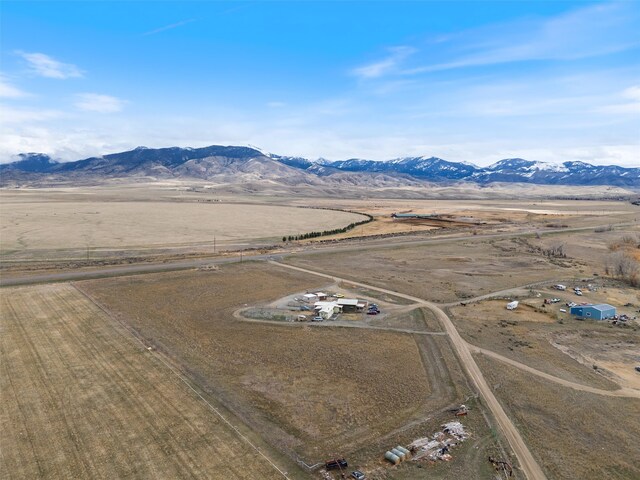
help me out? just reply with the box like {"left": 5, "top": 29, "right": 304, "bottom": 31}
{"left": 1, "top": 145, "right": 638, "bottom": 188}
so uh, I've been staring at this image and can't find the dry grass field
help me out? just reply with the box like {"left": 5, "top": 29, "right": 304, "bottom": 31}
{"left": 0, "top": 198, "right": 364, "bottom": 259}
{"left": 0, "top": 283, "right": 295, "bottom": 479}
{"left": 80, "top": 263, "right": 441, "bottom": 462}
{"left": 2, "top": 185, "right": 637, "bottom": 479}
{"left": 447, "top": 301, "right": 624, "bottom": 390}
{"left": 551, "top": 330, "right": 640, "bottom": 390}
{"left": 285, "top": 238, "right": 571, "bottom": 303}
{"left": 475, "top": 355, "right": 640, "bottom": 480}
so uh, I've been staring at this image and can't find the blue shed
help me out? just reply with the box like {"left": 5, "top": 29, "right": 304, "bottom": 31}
{"left": 570, "top": 304, "right": 616, "bottom": 320}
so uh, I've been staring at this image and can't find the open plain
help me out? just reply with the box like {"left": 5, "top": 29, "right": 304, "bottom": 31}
{"left": 0, "top": 283, "right": 297, "bottom": 479}
{"left": 1, "top": 184, "right": 639, "bottom": 480}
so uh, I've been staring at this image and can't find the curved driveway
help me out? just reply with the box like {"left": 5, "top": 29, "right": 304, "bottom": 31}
{"left": 270, "top": 261, "right": 548, "bottom": 480}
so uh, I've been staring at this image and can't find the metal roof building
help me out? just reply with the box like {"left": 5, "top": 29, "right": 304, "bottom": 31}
{"left": 570, "top": 304, "right": 616, "bottom": 320}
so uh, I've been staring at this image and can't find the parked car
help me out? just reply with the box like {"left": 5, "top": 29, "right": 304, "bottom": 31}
{"left": 366, "top": 311, "right": 378, "bottom": 315}
{"left": 351, "top": 471, "right": 366, "bottom": 480}
{"left": 312, "top": 316, "right": 324, "bottom": 322}
{"left": 575, "top": 291, "right": 583, "bottom": 296}
{"left": 334, "top": 293, "right": 345, "bottom": 298}
{"left": 300, "top": 306, "right": 311, "bottom": 311}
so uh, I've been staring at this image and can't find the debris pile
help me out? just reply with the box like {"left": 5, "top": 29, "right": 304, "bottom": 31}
{"left": 406, "top": 421, "right": 469, "bottom": 462}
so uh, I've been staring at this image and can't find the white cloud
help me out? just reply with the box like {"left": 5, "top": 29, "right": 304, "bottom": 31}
{"left": 0, "top": 76, "right": 30, "bottom": 98}
{"left": 595, "top": 85, "right": 640, "bottom": 115}
{"left": 351, "top": 46, "right": 415, "bottom": 79}
{"left": 360, "top": 3, "right": 640, "bottom": 76}
{"left": 17, "top": 52, "right": 84, "bottom": 79}
{"left": 74, "top": 93, "right": 126, "bottom": 113}
{"left": 623, "top": 85, "right": 640, "bottom": 101}
{"left": 0, "top": 104, "right": 64, "bottom": 124}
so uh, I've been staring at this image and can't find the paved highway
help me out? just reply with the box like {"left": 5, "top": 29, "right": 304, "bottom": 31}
{"left": 1, "top": 222, "right": 632, "bottom": 288}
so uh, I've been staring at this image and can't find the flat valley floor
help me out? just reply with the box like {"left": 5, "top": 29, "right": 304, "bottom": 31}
{"left": 1, "top": 185, "right": 639, "bottom": 480}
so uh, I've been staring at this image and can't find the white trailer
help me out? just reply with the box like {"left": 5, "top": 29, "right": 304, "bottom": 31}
{"left": 506, "top": 301, "right": 519, "bottom": 310}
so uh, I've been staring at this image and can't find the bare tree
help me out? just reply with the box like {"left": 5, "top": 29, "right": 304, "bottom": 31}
{"left": 605, "top": 252, "right": 640, "bottom": 287}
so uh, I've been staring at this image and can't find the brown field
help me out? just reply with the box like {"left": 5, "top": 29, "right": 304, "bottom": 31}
{"left": 285, "top": 238, "right": 571, "bottom": 303}
{"left": 475, "top": 354, "right": 640, "bottom": 480}
{"left": 2, "top": 185, "right": 638, "bottom": 480}
{"left": 79, "top": 263, "right": 443, "bottom": 463}
{"left": 447, "top": 300, "right": 625, "bottom": 390}
{"left": 551, "top": 330, "right": 640, "bottom": 390}
{"left": 0, "top": 283, "right": 296, "bottom": 479}
{"left": 0, "top": 198, "right": 364, "bottom": 259}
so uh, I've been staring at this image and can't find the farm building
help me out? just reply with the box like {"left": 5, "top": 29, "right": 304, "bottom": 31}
{"left": 570, "top": 304, "right": 616, "bottom": 320}
{"left": 314, "top": 301, "right": 342, "bottom": 319}
{"left": 337, "top": 298, "right": 366, "bottom": 313}
{"left": 302, "top": 293, "right": 318, "bottom": 303}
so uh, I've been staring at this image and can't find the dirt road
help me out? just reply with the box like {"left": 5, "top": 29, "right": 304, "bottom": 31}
{"left": 271, "top": 261, "right": 548, "bottom": 480}
{"left": 2, "top": 222, "right": 629, "bottom": 288}
{"left": 469, "top": 344, "right": 640, "bottom": 399}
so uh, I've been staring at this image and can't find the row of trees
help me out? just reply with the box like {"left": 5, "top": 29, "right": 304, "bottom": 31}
{"left": 282, "top": 213, "right": 374, "bottom": 243}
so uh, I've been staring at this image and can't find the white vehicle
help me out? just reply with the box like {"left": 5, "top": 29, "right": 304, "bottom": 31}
{"left": 554, "top": 284, "right": 567, "bottom": 291}
{"left": 506, "top": 301, "right": 519, "bottom": 310}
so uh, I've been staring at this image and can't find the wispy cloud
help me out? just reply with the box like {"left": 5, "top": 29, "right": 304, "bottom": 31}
{"left": 143, "top": 19, "right": 195, "bottom": 36}
{"left": 17, "top": 52, "right": 83, "bottom": 79}
{"left": 74, "top": 93, "right": 126, "bottom": 113}
{"left": 0, "top": 76, "right": 30, "bottom": 98}
{"left": 596, "top": 85, "right": 640, "bottom": 114}
{"left": 353, "top": 3, "right": 640, "bottom": 78}
{"left": 0, "top": 104, "right": 64, "bottom": 124}
{"left": 351, "top": 46, "right": 415, "bottom": 79}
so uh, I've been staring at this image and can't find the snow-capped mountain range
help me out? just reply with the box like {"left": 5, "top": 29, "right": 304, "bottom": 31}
{"left": 273, "top": 154, "right": 639, "bottom": 187}
{"left": 1, "top": 145, "right": 638, "bottom": 188}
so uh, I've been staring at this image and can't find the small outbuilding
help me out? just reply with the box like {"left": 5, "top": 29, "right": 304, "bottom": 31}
{"left": 302, "top": 293, "right": 318, "bottom": 303}
{"left": 570, "top": 304, "right": 616, "bottom": 320}
{"left": 336, "top": 298, "right": 365, "bottom": 313}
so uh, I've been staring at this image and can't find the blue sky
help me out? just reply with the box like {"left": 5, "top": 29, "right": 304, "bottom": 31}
{"left": 1, "top": 1, "right": 639, "bottom": 166}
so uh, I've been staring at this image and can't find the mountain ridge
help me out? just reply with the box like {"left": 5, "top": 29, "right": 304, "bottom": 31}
{"left": 1, "top": 145, "right": 638, "bottom": 188}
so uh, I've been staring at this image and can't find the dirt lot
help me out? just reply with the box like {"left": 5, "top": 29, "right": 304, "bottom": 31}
{"left": 475, "top": 355, "right": 640, "bottom": 480}
{"left": 551, "top": 330, "right": 640, "bottom": 390}
{"left": 0, "top": 283, "right": 294, "bottom": 479}
{"left": 80, "top": 263, "right": 438, "bottom": 462}
{"left": 447, "top": 300, "right": 626, "bottom": 390}
{"left": 285, "top": 238, "right": 571, "bottom": 303}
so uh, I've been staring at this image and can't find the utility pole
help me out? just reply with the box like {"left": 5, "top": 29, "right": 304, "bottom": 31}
{"left": 213, "top": 235, "right": 216, "bottom": 254}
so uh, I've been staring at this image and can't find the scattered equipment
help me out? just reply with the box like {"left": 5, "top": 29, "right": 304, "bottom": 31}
{"left": 325, "top": 458, "right": 348, "bottom": 471}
